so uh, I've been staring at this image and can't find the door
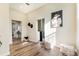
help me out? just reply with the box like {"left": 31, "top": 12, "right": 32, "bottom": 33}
{"left": 38, "top": 18, "right": 45, "bottom": 42}
{"left": 12, "top": 20, "right": 22, "bottom": 43}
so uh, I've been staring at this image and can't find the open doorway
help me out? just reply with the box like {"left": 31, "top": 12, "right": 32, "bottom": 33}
{"left": 12, "top": 20, "right": 22, "bottom": 44}
{"left": 38, "top": 18, "right": 45, "bottom": 42}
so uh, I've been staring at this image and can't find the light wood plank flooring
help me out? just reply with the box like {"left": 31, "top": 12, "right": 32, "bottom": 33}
{"left": 10, "top": 41, "right": 63, "bottom": 56}
{"left": 10, "top": 41, "right": 41, "bottom": 56}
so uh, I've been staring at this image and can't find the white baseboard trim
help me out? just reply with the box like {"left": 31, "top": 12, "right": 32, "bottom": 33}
{"left": 0, "top": 52, "right": 10, "bottom": 56}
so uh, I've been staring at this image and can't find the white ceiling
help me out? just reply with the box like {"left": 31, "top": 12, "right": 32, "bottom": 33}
{"left": 10, "top": 3, "right": 46, "bottom": 14}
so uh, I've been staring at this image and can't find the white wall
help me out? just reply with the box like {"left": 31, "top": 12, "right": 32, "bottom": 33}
{"left": 0, "top": 4, "right": 11, "bottom": 55}
{"left": 77, "top": 4, "right": 79, "bottom": 50}
{"left": 56, "top": 4, "right": 76, "bottom": 47}
{"left": 26, "top": 3, "right": 76, "bottom": 47}
{"left": 10, "top": 8, "right": 27, "bottom": 41}
{"left": 0, "top": 4, "right": 28, "bottom": 55}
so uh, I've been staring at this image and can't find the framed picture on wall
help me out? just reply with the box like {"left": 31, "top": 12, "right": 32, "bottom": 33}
{"left": 51, "top": 10, "right": 63, "bottom": 28}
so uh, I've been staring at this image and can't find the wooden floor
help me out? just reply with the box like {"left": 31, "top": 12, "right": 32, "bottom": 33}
{"left": 10, "top": 41, "right": 63, "bottom": 56}
{"left": 10, "top": 41, "right": 41, "bottom": 56}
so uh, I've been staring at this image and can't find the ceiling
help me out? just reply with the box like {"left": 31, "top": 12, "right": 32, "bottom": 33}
{"left": 10, "top": 3, "right": 46, "bottom": 14}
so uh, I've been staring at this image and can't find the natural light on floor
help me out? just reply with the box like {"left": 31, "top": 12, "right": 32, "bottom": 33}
{"left": 45, "top": 21, "right": 56, "bottom": 48}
